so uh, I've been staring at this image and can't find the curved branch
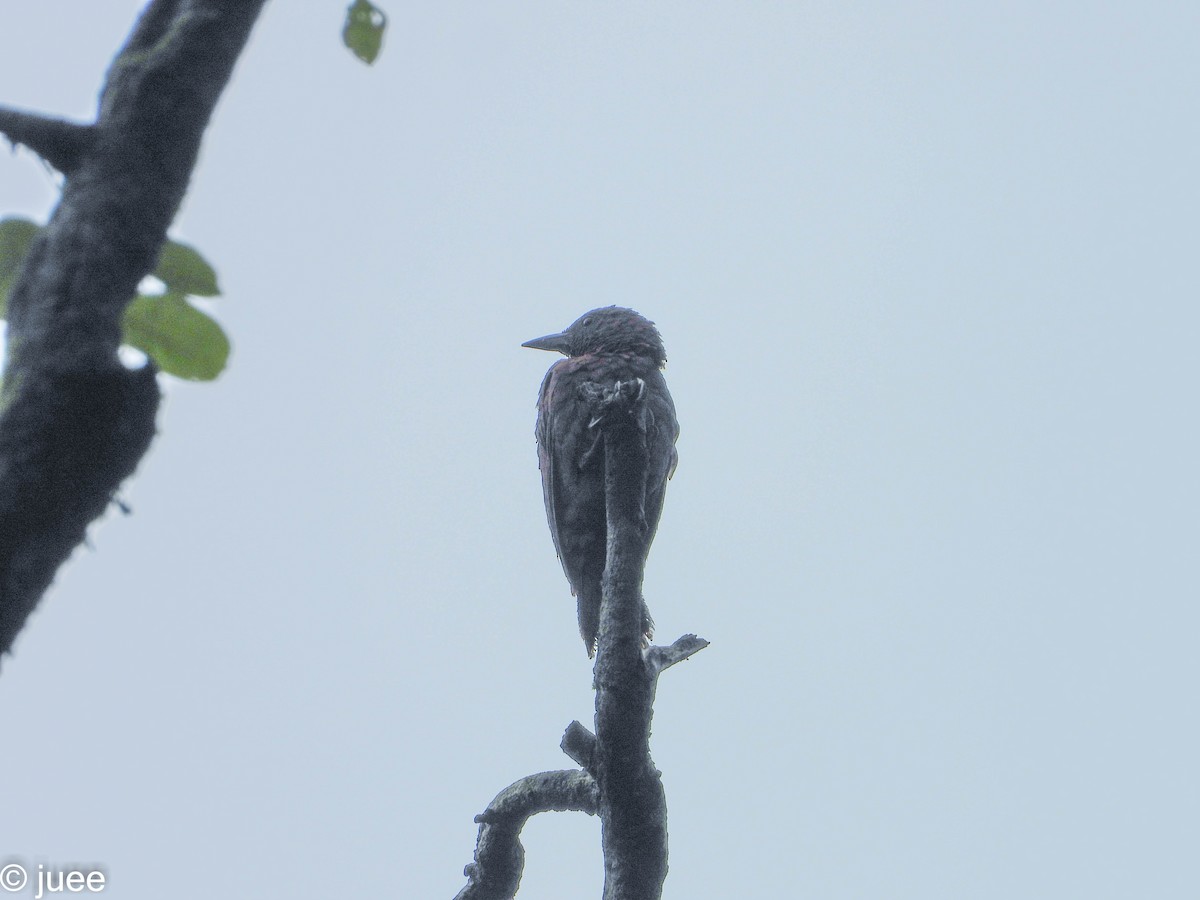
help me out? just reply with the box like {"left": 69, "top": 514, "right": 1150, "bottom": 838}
{"left": 454, "top": 770, "right": 598, "bottom": 900}
{"left": 0, "top": 0, "right": 267, "bottom": 661}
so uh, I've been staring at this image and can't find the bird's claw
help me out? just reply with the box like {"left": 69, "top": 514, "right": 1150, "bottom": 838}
{"left": 579, "top": 378, "right": 646, "bottom": 429}
{"left": 614, "top": 377, "right": 646, "bottom": 403}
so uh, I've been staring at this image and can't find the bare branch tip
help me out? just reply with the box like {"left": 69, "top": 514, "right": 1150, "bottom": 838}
{"left": 560, "top": 720, "right": 597, "bottom": 769}
{"left": 646, "top": 633, "right": 710, "bottom": 674}
{"left": 0, "top": 106, "right": 94, "bottom": 175}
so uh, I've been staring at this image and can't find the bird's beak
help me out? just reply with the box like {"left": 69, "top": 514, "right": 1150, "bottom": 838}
{"left": 521, "top": 331, "right": 571, "bottom": 354}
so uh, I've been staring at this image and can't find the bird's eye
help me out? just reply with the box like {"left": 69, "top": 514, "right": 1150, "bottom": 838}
{"left": 582, "top": 317, "right": 593, "bottom": 327}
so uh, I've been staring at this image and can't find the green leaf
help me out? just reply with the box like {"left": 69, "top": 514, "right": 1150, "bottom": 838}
{"left": 343, "top": 0, "right": 386, "bottom": 65}
{"left": 2, "top": 223, "right": 230, "bottom": 382}
{"left": 123, "top": 292, "right": 230, "bottom": 381}
{"left": 154, "top": 240, "right": 220, "bottom": 297}
{"left": 0, "top": 217, "right": 42, "bottom": 319}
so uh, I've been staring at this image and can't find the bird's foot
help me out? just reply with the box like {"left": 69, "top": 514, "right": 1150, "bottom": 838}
{"left": 581, "top": 378, "right": 646, "bottom": 428}
{"left": 620, "top": 377, "right": 647, "bottom": 402}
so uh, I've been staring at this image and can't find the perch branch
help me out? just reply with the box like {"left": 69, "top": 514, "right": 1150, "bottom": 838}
{"left": 586, "top": 377, "right": 708, "bottom": 900}
{"left": 590, "top": 379, "right": 668, "bottom": 900}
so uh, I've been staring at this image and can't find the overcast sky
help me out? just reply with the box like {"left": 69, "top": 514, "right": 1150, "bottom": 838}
{"left": 2, "top": 2, "right": 1198, "bottom": 898}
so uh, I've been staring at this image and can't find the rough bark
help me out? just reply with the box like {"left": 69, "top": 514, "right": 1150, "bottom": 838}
{"left": 0, "top": 0, "right": 267, "bottom": 660}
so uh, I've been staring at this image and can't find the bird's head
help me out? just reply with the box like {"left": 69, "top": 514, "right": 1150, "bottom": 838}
{"left": 522, "top": 306, "right": 667, "bottom": 366}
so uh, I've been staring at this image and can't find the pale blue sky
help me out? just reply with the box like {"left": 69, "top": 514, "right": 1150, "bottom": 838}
{"left": 2, "top": 3, "right": 1197, "bottom": 898}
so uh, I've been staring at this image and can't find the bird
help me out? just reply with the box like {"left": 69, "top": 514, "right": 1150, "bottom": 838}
{"left": 523, "top": 306, "right": 679, "bottom": 657}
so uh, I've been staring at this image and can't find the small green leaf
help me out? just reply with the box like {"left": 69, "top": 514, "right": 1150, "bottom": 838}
{"left": 154, "top": 240, "right": 220, "bottom": 297}
{"left": 343, "top": 0, "right": 386, "bottom": 65}
{"left": 123, "top": 292, "right": 230, "bottom": 381}
{"left": 0, "top": 217, "right": 42, "bottom": 319}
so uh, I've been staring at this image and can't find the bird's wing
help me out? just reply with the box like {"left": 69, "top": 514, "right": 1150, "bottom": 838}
{"left": 535, "top": 363, "right": 574, "bottom": 592}
{"left": 642, "top": 367, "right": 680, "bottom": 540}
